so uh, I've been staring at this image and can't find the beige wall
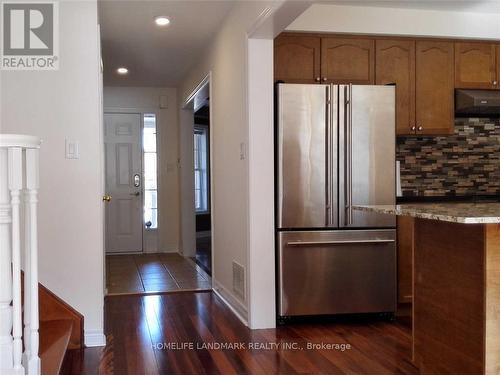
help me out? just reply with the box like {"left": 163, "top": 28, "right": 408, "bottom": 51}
{"left": 103, "top": 87, "right": 180, "bottom": 253}
{"left": 0, "top": 1, "right": 104, "bottom": 346}
{"left": 178, "top": 1, "right": 278, "bottom": 320}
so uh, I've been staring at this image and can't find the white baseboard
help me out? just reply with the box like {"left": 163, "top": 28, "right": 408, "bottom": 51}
{"left": 213, "top": 279, "right": 248, "bottom": 326}
{"left": 84, "top": 330, "right": 106, "bottom": 347}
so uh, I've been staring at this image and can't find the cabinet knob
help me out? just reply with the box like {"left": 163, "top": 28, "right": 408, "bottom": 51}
{"left": 315, "top": 77, "right": 321, "bottom": 82}
{"left": 322, "top": 77, "right": 328, "bottom": 82}
{"left": 494, "top": 81, "right": 498, "bottom": 86}
{"left": 417, "top": 126, "right": 423, "bottom": 131}
{"left": 411, "top": 126, "right": 416, "bottom": 131}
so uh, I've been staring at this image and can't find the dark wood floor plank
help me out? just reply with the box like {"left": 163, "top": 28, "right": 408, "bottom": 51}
{"left": 152, "top": 295, "right": 202, "bottom": 375}
{"left": 106, "top": 295, "right": 159, "bottom": 375}
{"left": 257, "top": 327, "right": 342, "bottom": 375}
{"left": 68, "top": 292, "right": 418, "bottom": 375}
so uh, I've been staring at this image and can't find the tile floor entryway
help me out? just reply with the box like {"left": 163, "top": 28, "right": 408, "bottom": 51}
{"left": 106, "top": 253, "right": 212, "bottom": 295}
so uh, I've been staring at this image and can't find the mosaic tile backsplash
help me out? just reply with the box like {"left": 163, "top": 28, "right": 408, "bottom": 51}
{"left": 396, "top": 118, "right": 500, "bottom": 196}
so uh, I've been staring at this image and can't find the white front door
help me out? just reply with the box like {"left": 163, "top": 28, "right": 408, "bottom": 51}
{"left": 104, "top": 113, "right": 143, "bottom": 253}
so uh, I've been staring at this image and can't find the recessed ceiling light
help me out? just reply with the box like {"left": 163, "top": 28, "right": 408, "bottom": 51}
{"left": 116, "top": 67, "right": 128, "bottom": 75}
{"left": 154, "top": 16, "right": 170, "bottom": 27}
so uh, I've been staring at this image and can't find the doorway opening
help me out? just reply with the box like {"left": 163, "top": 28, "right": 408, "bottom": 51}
{"left": 193, "top": 104, "right": 212, "bottom": 275}
{"left": 181, "top": 76, "right": 213, "bottom": 278}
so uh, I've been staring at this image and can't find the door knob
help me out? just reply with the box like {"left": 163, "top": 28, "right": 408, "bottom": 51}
{"left": 129, "top": 191, "right": 140, "bottom": 197}
{"left": 102, "top": 195, "right": 112, "bottom": 202}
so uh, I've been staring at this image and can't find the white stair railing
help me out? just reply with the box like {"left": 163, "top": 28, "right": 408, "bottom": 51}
{"left": 0, "top": 134, "right": 41, "bottom": 375}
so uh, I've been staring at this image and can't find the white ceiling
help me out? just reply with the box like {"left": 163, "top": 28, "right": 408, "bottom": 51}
{"left": 321, "top": 0, "right": 500, "bottom": 13}
{"left": 99, "top": 1, "right": 234, "bottom": 87}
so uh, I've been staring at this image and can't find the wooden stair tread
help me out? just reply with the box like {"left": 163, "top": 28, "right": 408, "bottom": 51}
{"left": 40, "top": 319, "right": 73, "bottom": 375}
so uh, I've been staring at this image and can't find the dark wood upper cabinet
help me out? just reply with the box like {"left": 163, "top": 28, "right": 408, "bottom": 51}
{"left": 321, "top": 37, "right": 375, "bottom": 84}
{"left": 274, "top": 35, "right": 321, "bottom": 83}
{"left": 376, "top": 39, "right": 416, "bottom": 136}
{"left": 496, "top": 45, "right": 500, "bottom": 88}
{"left": 415, "top": 41, "right": 455, "bottom": 135}
{"left": 455, "top": 42, "right": 496, "bottom": 89}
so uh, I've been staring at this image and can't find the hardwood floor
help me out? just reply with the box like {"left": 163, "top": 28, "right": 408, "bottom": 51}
{"left": 64, "top": 292, "right": 417, "bottom": 374}
{"left": 106, "top": 253, "right": 211, "bottom": 295}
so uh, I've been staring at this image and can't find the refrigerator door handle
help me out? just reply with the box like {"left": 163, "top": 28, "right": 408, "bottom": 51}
{"left": 287, "top": 239, "right": 396, "bottom": 246}
{"left": 348, "top": 84, "right": 353, "bottom": 225}
{"left": 329, "top": 84, "right": 338, "bottom": 227}
{"left": 344, "top": 84, "right": 354, "bottom": 226}
{"left": 325, "top": 85, "right": 331, "bottom": 226}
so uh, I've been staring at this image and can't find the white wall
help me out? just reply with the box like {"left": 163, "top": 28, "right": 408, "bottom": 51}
{"left": 0, "top": 1, "right": 104, "bottom": 346}
{"left": 247, "top": 38, "right": 276, "bottom": 329}
{"left": 178, "top": 1, "right": 282, "bottom": 323}
{"left": 287, "top": 4, "right": 500, "bottom": 39}
{"left": 103, "top": 87, "right": 180, "bottom": 253}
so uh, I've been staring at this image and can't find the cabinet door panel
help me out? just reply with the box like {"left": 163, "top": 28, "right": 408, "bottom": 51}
{"left": 376, "top": 39, "right": 416, "bottom": 136}
{"left": 416, "top": 41, "right": 455, "bottom": 135}
{"left": 321, "top": 37, "right": 375, "bottom": 84}
{"left": 274, "top": 35, "right": 321, "bottom": 83}
{"left": 496, "top": 45, "right": 500, "bottom": 89}
{"left": 455, "top": 42, "right": 496, "bottom": 89}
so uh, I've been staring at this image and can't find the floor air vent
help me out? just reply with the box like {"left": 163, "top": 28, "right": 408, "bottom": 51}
{"left": 232, "top": 261, "right": 245, "bottom": 301}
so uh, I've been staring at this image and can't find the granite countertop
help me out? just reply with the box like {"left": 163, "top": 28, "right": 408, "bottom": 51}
{"left": 353, "top": 203, "right": 500, "bottom": 224}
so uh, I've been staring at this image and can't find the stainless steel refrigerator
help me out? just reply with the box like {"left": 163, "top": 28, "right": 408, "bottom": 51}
{"left": 277, "top": 83, "right": 397, "bottom": 318}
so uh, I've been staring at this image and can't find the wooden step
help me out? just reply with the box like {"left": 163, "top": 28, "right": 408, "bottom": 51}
{"left": 22, "top": 271, "right": 84, "bottom": 349}
{"left": 40, "top": 319, "right": 73, "bottom": 375}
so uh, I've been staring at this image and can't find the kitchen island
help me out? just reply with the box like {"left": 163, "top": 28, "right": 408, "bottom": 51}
{"left": 354, "top": 203, "right": 500, "bottom": 375}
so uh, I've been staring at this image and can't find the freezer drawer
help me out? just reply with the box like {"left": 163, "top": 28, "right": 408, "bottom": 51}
{"left": 278, "top": 230, "right": 396, "bottom": 316}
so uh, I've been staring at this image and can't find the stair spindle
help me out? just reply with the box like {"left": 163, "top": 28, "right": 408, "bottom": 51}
{"left": 8, "top": 147, "right": 25, "bottom": 374}
{"left": 26, "top": 149, "right": 40, "bottom": 374}
{"left": 0, "top": 135, "right": 41, "bottom": 375}
{"left": 23, "top": 190, "right": 31, "bottom": 368}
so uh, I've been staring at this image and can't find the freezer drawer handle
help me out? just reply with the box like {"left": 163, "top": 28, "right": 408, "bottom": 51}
{"left": 286, "top": 239, "right": 395, "bottom": 246}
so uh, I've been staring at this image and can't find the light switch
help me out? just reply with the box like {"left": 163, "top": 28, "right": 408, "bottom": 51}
{"left": 240, "top": 142, "right": 246, "bottom": 160}
{"left": 65, "top": 139, "right": 80, "bottom": 159}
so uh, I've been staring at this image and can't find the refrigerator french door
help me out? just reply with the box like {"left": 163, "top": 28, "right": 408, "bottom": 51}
{"left": 277, "top": 83, "right": 397, "bottom": 317}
